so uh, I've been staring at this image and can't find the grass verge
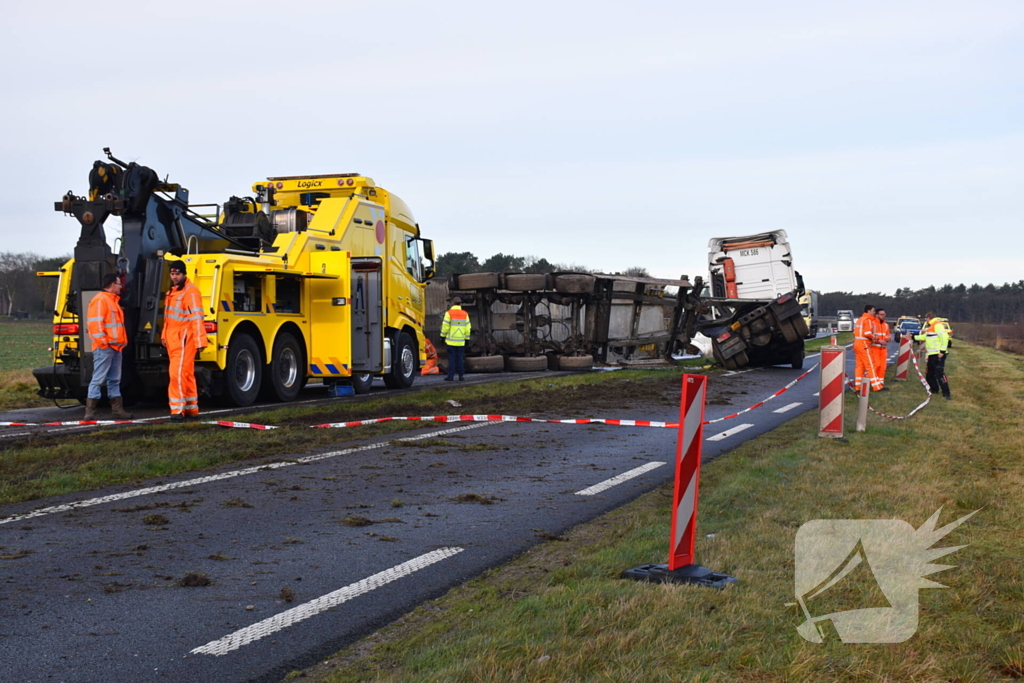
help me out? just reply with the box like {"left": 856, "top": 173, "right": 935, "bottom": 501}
{"left": 0, "top": 319, "right": 54, "bottom": 409}
{"left": 293, "top": 341, "right": 1024, "bottom": 683}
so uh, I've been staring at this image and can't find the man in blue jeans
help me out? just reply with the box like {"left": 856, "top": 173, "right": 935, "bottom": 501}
{"left": 84, "top": 274, "right": 133, "bottom": 420}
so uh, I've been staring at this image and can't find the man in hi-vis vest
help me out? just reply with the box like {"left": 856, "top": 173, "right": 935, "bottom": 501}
{"left": 440, "top": 297, "right": 471, "bottom": 381}
{"left": 915, "top": 311, "right": 951, "bottom": 400}
{"left": 162, "top": 261, "right": 208, "bottom": 420}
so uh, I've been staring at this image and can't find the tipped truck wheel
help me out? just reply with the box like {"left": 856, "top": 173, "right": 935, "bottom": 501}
{"left": 225, "top": 333, "right": 262, "bottom": 406}
{"left": 553, "top": 274, "right": 595, "bottom": 294}
{"left": 266, "top": 332, "right": 305, "bottom": 402}
{"left": 457, "top": 272, "right": 500, "bottom": 290}
{"left": 504, "top": 273, "right": 549, "bottom": 291}
{"left": 558, "top": 354, "right": 593, "bottom": 371}
{"left": 791, "top": 345, "right": 805, "bottom": 370}
{"left": 507, "top": 355, "right": 548, "bottom": 372}
{"left": 384, "top": 331, "right": 417, "bottom": 389}
{"left": 465, "top": 355, "right": 504, "bottom": 373}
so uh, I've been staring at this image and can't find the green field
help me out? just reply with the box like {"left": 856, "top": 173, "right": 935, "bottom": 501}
{"left": 0, "top": 319, "right": 52, "bottom": 372}
{"left": 0, "top": 319, "right": 53, "bottom": 409}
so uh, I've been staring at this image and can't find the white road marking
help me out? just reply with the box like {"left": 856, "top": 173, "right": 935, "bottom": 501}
{"left": 773, "top": 402, "right": 802, "bottom": 414}
{"left": 0, "top": 422, "right": 495, "bottom": 526}
{"left": 190, "top": 547, "right": 464, "bottom": 656}
{"left": 706, "top": 423, "right": 754, "bottom": 441}
{"left": 574, "top": 461, "right": 666, "bottom": 496}
{"left": 813, "top": 392, "right": 820, "bottom": 397}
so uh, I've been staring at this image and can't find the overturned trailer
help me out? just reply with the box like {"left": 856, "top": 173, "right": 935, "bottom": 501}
{"left": 426, "top": 270, "right": 807, "bottom": 372}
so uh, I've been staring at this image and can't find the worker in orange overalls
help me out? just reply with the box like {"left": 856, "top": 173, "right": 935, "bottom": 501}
{"left": 421, "top": 338, "right": 440, "bottom": 375}
{"left": 161, "top": 261, "right": 208, "bottom": 421}
{"left": 853, "top": 304, "right": 881, "bottom": 392}
{"left": 871, "top": 307, "right": 891, "bottom": 391}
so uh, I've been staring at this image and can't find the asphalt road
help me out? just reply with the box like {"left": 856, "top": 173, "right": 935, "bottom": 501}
{"left": 0, "top": 342, "right": 901, "bottom": 683}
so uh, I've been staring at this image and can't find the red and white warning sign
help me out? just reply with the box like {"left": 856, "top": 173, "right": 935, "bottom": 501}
{"left": 818, "top": 345, "right": 846, "bottom": 437}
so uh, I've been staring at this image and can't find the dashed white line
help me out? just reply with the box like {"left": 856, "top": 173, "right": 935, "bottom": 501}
{"left": 706, "top": 423, "right": 754, "bottom": 442}
{"left": 0, "top": 422, "right": 495, "bottom": 526}
{"left": 773, "top": 402, "right": 802, "bottom": 414}
{"left": 190, "top": 547, "right": 464, "bottom": 656}
{"left": 574, "top": 461, "right": 666, "bottom": 496}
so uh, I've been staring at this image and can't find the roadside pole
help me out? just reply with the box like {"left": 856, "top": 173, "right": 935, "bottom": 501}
{"left": 818, "top": 345, "right": 845, "bottom": 438}
{"left": 856, "top": 377, "right": 869, "bottom": 432}
{"left": 622, "top": 374, "right": 737, "bottom": 588}
{"left": 894, "top": 335, "right": 911, "bottom": 381}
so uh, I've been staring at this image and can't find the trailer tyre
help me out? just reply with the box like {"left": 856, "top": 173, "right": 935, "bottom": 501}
{"left": 267, "top": 333, "right": 304, "bottom": 402}
{"left": 465, "top": 355, "right": 504, "bottom": 373}
{"left": 350, "top": 373, "right": 373, "bottom": 394}
{"left": 226, "top": 333, "right": 262, "bottom": 407}
{"left": 557, "top": 354, "right": 593, "bottom": 371}
{"left": 507, "top": 355, "right": 548, "bottom": 372}
{"left": 457, "top": 272, "right": 500, "bottom": 290}
{"left": 504, "top": 273, "right": 548, "bottom": 291}
{"left": 384, "top": 331, "right": 416, "bottom": 389}
{"left": 553, "top": 274, "right": 595, "bottom": 294}
{"left": 791, "top": 346, "right": 805, "bottom": 370}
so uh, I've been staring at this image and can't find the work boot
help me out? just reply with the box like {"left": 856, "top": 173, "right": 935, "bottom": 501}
{"left": 170, "top": 413, "right": 185, "bottom": 423}
{"left": 459, "top": 375, "right": 465, "bottom": 381}
{"left": 110, "top": 396, "right": 134, "bottom": 420}
{"left": 445, "top": 376, "right": 453, "bottom": 382}
{"left": 83, "top": 398, "right": 99, "bottom": 421}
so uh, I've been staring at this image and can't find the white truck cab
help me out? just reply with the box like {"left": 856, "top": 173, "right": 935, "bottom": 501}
{"left": 707, "top": 230, "right": 798, "bottom": 300}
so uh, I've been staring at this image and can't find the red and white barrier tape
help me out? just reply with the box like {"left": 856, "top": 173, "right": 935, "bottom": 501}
{"left": 703, "top": 363, "right": 819, "bottom": 424}
{"left": 844, "top": 354, "right": 932, "bottom": 420}
{"left": 2, "top": 365, "right": 824, "bottom": 432}
{"left": 312, "top": 415, "right": 679, "bottom": 429}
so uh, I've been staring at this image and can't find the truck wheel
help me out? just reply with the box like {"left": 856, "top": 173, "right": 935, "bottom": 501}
{"left": 465, "top": 355, "right": 504, "bottom": 373}
{"left": 226, "top": 333, "right": 262, "bottom": 407}
{"left": 507, "top": 355, "right": 547, "bottom": 372}
{"left": 777, "top": 318, "right": 802, "bottom": 344}
{"left": 350, "top": 373, "right": 373, "bottom": 394}
{"left": 791, "top": 346, "right": 805, "bottom": 370}
{"left": 384, "top": 332, "right": 416, "bottom": 389}
{"left": 504, "top": 273, "right": 548, "bottom": 291}
{"left": 553, "top": 274, "right": 595, "bottom": 294}
{"left": 267, "top": 333, "right": 304, "bottom": 402}
{"left": 457, "top": 272, "right": 500, "bottom": 290}
{"left": 557, "top": 354, "right": 593, "bottom": 371}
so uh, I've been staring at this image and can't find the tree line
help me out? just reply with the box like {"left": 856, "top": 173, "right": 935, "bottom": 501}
{"left": 0, "top": 252, "right": 70, "bottom": 318}
{"left": 820, "top": 282, "right": 1024, "bottom": 324}
{"left": 434, "top": 252, "right": 649, "bottom": 278}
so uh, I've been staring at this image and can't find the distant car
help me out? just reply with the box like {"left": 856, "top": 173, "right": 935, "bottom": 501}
{"left": 895, "top": 319, "right": 921, "bottom": 337}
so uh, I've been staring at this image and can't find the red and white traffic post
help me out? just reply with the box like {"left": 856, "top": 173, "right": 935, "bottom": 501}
{"left": 818, "top": 345, "right": 846, "bottom": 438}
{"left": 623, "top": 374, "right": 737, "bottom": 588}
{"left": 894, "top": 334, "right": 912, "bottom": 381}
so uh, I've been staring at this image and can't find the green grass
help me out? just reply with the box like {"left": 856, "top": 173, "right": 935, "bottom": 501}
{"left": 0, "top": 319, "right": 52, "bottom": 371}
{"left": 295, "top": 341, "right": 1024, "bottom": 683}
{"left": 0, "top": 319, "right": 53, "bottom": 409}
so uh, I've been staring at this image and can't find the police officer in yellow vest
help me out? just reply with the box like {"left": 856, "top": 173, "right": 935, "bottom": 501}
{"left": 914, "top": 311, "right": 951, "bottom": 400}
{"left": 441, "top": 297, "right": 471, "bottom": 381}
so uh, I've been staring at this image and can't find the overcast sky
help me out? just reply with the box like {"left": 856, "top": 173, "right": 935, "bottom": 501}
{"left": 2, "top": 1, "right": 1021, "bottom": 294}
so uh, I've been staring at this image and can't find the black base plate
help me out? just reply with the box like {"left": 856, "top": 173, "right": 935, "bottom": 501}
{"left": 622, "top": 563, "right": 738, "bottom": 589}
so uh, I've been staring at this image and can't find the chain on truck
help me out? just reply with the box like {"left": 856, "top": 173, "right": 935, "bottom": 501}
{"left": 34, "top": 149, "right": 435, "bottom": 407}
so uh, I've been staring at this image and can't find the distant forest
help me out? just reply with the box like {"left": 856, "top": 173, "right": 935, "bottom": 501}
{"left": 820, "top": 283, "right": 1024, "bottom": 324}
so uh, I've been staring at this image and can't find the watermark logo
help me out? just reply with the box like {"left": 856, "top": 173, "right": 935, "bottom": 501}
{"left": 789, "top": 508, "right": 977, "bottom": 643}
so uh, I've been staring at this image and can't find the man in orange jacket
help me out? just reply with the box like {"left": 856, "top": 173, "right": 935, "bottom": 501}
{"left": 853, "top": 304, "right": 882, "bottom": 392}
{"left": 84, "top": 273, "right": 133, "bottom": 420}
{"left": 871, "top": 307, "right": 891, "bottom": 391}
{"left": 162, "top": 261, "right": 208, "bottom": 421}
